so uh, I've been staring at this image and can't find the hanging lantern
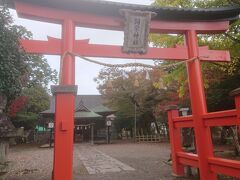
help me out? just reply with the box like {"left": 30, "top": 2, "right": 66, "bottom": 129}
{"left": 159, "top": 79, "right": 164, "bottom": 88}
{"left": 85, "top": 126, "right": 87, "bottom": 130}
{"left": 122, "top": 71, "right": 128, "bottom": 79}
{"left": 134, "top": 78, "right": 140, "bottom": 87}
{"left": 145, "top": 71, "right": 150, "bottom": 80}
{"left": 153, "top": 79, "right": 164, "bottom": 89}
{"left": 77, "top": 126, "right": 80, "bottom": 130}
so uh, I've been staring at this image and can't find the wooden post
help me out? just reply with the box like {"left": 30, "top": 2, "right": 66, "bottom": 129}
{"left": 52, "top": 18, "right": 76, "bottom": 180}
{"left": 107, "top": 126, "right": 110, "bottom": 144}
{"left": 230, "top": 88, "right": 240, "bottom": 153}
{"left": 185, "top": 30, "right": 216, "bottom": 180}
{"left": 230, "top": 88, "right": 240, "bottom": 116}
{"left": 52, "top": 85, "right": 77, "bottom": 180}
{"left": 166, "top": 105, "right": 184, "bottom": 176}
{"left": 91, "top": 124, "right": 94, "bottom": 145}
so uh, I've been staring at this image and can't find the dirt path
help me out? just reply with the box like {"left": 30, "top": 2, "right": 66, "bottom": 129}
{"left": 2, "top": 142, "right": 197, "bottom": 180}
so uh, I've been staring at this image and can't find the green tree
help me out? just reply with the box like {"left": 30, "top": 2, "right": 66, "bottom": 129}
{"left": 0, "top": 5, "right": 57, "bottom": 107}
{"left": 151, "top": 0, "right": 240, "bottom": 152}
{"left": 152, "top": 0, "right": 240, "bottom": 112}
{"left": 11, "top": 85, "right": 50, "bottom": 130}
{"left": 0, "top": 6, "right": 29, "bottom": 103}
{"left": 26, "top": 54, "right": 58, "bottom": 89}
{"left": 95, "top": 67, "right": 180, "bottom": 134}
{"left": 0, "top": 5, "right": 57, "bottom": 130}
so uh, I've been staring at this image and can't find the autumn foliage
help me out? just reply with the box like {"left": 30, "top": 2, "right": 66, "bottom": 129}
{"left": 8, "top": 96, "right": 28, "bottom": 117}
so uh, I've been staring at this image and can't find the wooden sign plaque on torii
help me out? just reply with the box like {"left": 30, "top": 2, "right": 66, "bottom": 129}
{"left": 8, "top": 0, "right": 240, "bottom": 179}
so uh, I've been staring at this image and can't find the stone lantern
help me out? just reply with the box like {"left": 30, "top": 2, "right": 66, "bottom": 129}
{"left": 0, "top": 93, "right": 17, "bottom": 172}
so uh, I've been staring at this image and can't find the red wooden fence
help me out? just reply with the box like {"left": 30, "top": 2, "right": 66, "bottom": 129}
{"left": 167, "top": 88, "right": 240, "bottom": 178}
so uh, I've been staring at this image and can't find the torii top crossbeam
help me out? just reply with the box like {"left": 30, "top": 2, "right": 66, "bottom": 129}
{"left": 8, "top": 0, "right": 240, "bottom": 62}
{"left": 10, "top": 0, "right": 240, "bottom": 23}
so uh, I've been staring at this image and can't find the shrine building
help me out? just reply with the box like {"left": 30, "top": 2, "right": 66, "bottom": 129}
{"left": 41, "top": 95, "right": 116, "bottom": 143}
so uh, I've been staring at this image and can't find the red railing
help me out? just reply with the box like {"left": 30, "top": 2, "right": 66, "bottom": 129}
{"left": 167, "top": 88, "right": 240, "bottom": 179}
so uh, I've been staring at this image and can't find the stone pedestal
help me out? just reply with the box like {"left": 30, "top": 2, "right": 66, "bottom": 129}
{"left": 0, "top": 141, "right": 9, "bottom": 163}
{"left": 0, "top": 140, "right": 9, "bottom": 173}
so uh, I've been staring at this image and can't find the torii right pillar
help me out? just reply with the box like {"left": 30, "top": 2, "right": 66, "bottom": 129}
{"left": 185, "top": 30, "right": 216, "bottom": 179}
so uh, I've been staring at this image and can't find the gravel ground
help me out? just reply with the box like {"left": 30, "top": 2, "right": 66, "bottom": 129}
{"left": 3, "top": 145, "right": 53, "bottom": 180}
{"left": 2, "top": 142, "right": 198, "bottom": 180}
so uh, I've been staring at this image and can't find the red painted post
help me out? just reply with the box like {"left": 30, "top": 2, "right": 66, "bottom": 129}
{"left": 61, "top": 19, "right": 75, "bottom": 85}
{"left": 232, "top": 88, "right": 240, "bottom": 115}
{"left": 236, "top": 92, "right": 240, "bottom": 135}
{"left": 53, "top": 19, "right": 76, "bottom": 180}
{"left": 53, "top": 89, "right": 76, "bottom": 180}
{"left": 166, "top": 106, "right": 185, "bottom": 176}
{"left": 185, "top": 30, "right": 217, "bottom": 180}
{"left": 231, "top": 88, "right": 240, "bottom": 135}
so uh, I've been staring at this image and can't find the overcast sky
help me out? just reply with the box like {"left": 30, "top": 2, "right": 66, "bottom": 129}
{"left": 11, "top": 0, "right": 154, "bottom": 94}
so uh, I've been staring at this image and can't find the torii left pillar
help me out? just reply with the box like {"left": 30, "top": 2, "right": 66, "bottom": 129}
{"left": 51, "top": 19, "right": 76, "bottom": 180}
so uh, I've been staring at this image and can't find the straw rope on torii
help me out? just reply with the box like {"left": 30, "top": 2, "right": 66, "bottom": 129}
{"left": 59, "top": 51, "right": 199, "bottom": 80}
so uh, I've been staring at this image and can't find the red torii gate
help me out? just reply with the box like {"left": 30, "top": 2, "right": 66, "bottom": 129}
{"left": 10, "top": 0, "right": 240, "bottom": 179}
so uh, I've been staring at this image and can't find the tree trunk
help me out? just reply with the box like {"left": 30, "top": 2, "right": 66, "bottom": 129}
{"left": 220, "top": 126, "right": 228, "bottom": 145}
{"left": 183, "top": 128, "right": 192, "bottom": 147}
{"left": 154, "top": 120, "right": 160, "bottom": 134}
{"left": 229, "top": 126, "right": 240, "bottom": 156}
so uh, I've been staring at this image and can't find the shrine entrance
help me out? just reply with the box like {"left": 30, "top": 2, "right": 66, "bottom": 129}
{"left": 10, "top": 0, "right": 240, "bottom": 179}
{"left": 74, "top": 124, "right": 94, "bottom": 143}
